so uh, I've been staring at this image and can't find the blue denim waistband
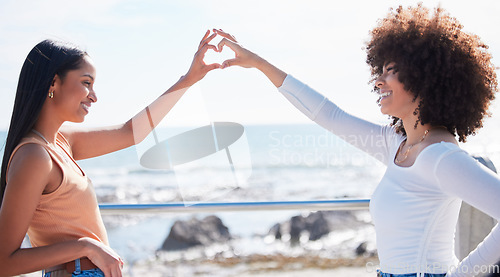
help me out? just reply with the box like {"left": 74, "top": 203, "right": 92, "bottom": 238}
{"left": 43, "top": 258, "right": 104, "bottom": 277}
{"left": 376, "top": 270, "right": 446, "bottom": 277}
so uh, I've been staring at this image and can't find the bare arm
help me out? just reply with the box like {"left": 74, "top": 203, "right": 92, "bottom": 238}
{"left": 62, "top": 76, "right": 191, "bottom": 160}
{"left": 63, "top": 30, "right": 221, "bottom": 160}
{"left": 0, "top": 145, "right": 123, "bottom": 276}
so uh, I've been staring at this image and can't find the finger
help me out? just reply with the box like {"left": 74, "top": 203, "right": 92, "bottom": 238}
{"left": 198, "top": 30, "right": 210, "bottom": 48}
{"left": 114, "top": 266, "right": 123, "bottom": 277}
{"left": 217, "top": 38, "right": 239, "bottom": 53}
{"left": 221, "top": 58, "right": 238, "bottom": 69}
{"left": 197, "top": 44, "right": 218, "bottom": 58}
{"left": 213, "top": 29, "right": 237, "bottom": 43}
{"left": 199, "top": 33, "right": 217, "bottom": 50}
{"left": 202, "top": 33, "right": 217, "bottom": 48}
{"left": 107, "top": 262, "right": 122, "bottom": 277}
{"left": 205, "top": 63, "right": 221, "bottom": 72}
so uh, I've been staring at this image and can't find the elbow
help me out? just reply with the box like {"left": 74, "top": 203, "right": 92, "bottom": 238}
{"left": 124, "top": 119, "right": 156, "bottom": 146}
{"left": 0, "top": 259, "right": 14, "bottom": 277}
{"left": 0, "top": 256, "right": 8, "bottom": 275}
{"left": 123, "top": 120, "right": 142, "bottom": 146}
{"left": 0, "top": 250, "right": 21, "bottom": 277}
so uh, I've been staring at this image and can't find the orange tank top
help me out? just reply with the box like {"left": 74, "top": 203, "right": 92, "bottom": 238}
{"left": 7, "top": 132, "right": 108, "bottom": 247}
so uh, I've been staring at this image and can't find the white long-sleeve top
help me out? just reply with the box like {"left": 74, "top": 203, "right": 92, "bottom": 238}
{"left": 278, "top": 74, "right": 500, "bottom": 277}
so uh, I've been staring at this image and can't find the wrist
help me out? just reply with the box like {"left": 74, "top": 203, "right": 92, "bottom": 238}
{"left": 253, "top": 55, "right": 269, "bottom": 71}
{"left": 77, "top": 238, "right": 93, "bottom": 258}
{"left": 177, "top": 74, "right": 197, "bottom": 89}
{"left": 253, "top": 57, "right": 287, "bottom": 87}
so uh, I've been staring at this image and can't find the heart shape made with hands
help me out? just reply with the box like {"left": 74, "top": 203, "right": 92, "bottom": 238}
{"left": 204, "top": 43, "right": 235, "bottom": 66}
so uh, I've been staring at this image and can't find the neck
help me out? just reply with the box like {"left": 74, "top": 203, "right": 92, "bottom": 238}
{"left": 32, "top": 107, "right": 64, "bottom": 145}
{"left": 401, "top": 117, "right": 432, "bottom": 145}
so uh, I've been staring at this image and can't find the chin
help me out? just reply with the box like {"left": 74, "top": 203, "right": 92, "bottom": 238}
{"left": 379, "top": 106, "right": 398, "bottom": 117}
{"left": 380, "top": 106, "right": 389, "bottom": 115}
{"left": 69, "top": 116, "right": 86, "bottom": 123}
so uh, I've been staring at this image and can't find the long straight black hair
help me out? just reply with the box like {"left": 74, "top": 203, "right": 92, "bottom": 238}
{"left": 0, "top": 40, "right": 87, "bottom": 207}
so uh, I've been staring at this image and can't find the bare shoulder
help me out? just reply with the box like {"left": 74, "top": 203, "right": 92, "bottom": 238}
{"left": 59, "top": 125, "right": 79, "bottom": 145}
{"left": 7, "top": 143, "right": 53, "bottom": 186}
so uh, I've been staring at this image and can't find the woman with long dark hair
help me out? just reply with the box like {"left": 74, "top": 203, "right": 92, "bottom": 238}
{"left": 213, "top": 4, "right": 500, "bottom": 277}
{"left": 0, "top": 31, "right": 220, "bottom": 277}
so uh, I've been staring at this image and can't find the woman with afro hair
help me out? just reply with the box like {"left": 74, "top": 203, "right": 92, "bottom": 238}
{"left": 212, "top": 3, "right": 500, "bottom": 277}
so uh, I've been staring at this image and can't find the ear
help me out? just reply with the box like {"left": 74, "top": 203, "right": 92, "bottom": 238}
{"left": 50, "top": 74, "right": 61, "bottom": 92}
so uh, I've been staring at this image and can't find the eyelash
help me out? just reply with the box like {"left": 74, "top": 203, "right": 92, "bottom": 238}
{"left": 83, "top": 81, "right": 91, "bottom": 86}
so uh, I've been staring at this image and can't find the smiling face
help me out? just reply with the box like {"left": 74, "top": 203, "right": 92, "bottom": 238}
{"left": 51, "top": 55, "right": 97, "bottom": 123}
{"left": 375, "top": 62, "right": 418, "bottom": 119}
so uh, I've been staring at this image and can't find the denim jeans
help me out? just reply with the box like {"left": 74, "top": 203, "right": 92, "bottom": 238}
{"left": 43, "top": 259, "right": 104, "bottom": 277}
{"left": 377, "top": 269, "right": 447, "bottom": 277}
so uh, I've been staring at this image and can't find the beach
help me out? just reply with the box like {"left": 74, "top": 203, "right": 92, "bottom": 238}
{"left": 8, "top": 119, "right": 500, "bottom": 277}
{"left": 115, "top": 255, "right": 378, "bottom": 276}
{"left": 22, "top": 253, "right": 379, "bottom": 276}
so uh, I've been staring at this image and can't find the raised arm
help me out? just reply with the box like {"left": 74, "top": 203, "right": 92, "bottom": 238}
{"left": 214, "top": 29, "right": 398, "bottom": 164}
{"left": 63, "top": 31, "right": 221, "bottom": 160}
{"left": 0, "top": 145, "right": 123, "bottom": 276}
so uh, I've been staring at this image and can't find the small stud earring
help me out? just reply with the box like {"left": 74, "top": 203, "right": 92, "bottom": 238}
{"left": 48, "top": 91, "right": 54, "bottom": 98}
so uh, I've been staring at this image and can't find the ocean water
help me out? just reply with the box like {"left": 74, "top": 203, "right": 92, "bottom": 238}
{"left": 78, "top": 124, "right": 385, "bottom": 204}
{"left": 77, "top": 124, "right": 385, "bottom": 263}
{"left": 1, "top": 121, "right": 499, "bottom": 265}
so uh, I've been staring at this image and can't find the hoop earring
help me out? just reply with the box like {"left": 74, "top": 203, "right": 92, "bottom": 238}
{"left": 48, "top": 91, "right": 54, "bottom": 98}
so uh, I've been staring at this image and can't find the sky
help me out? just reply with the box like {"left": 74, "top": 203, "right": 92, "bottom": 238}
{"left": 1, "top": 0, "right": 499, "bottom": 131}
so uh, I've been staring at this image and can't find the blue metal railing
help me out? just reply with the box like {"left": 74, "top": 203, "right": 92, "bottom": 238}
{"left": 99, "top": 199, "right": 370, "bottom": 214}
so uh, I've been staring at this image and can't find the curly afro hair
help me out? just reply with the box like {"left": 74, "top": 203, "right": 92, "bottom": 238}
{"left": 365, "top": 3, "right": 498, "bottom": 142}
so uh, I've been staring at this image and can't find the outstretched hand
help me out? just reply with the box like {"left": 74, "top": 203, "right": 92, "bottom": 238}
{"left": 213, "top": 29, "right": 262, "bottom": 69}
{"left": 214, "top": 28, "right": 287, "bottom": 87}
{"left": 184, "top": 30, "right": 221, "bottom": 85}
{"left": 185, "top": 28, "right": 286, "bottom": 88}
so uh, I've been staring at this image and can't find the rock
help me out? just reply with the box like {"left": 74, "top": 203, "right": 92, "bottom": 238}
{"left": 286, "top": 212, "right": 330, "bottom": 242}
{"left": 355, "top": 242, "right": 367, "bottom": 256}
{"left": 268, "top": 211, "right": 369, "bottom": 243}
{"left": 161, "top": 215, "right": 231, "bottom": 251}
{"left": 306, "top": 212, "right": 330, "bottom": 241}
{"left": 289, "top": 215, "right": 307, "bottom": 243}
{"left": 323, "top": 210, "right": 366, "bottom": 231}
{"left": 268, "top": 223, "right": 282, "bottom": 240}
{"left": 269, "top": 211, "right": 331, "bottom": 242}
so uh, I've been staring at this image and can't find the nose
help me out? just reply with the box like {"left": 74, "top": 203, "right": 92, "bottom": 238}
{"left": 88, "top": 90, "right": 97, "bottom": 103}
{"left": 375, "top": 74, "right": 385, "bottom": 88}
